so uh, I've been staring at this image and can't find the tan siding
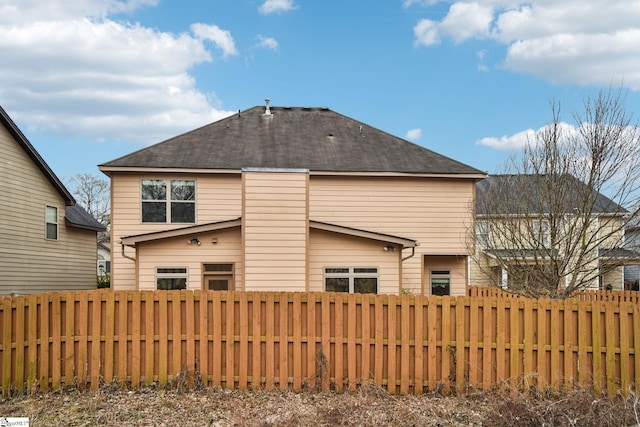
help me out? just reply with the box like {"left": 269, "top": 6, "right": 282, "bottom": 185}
{"left": 242, "top": 171, "right": 308, "bottom": 291}
{"left": 309, "top": 176, "right": 475, "bottom": 295}
{"left": 136, "top": 228, "right": 242, "bottom": 290}
{"left": 0, "top": 123, "right": 98, "bottom": 295}
{"left": 308, "top": 229, "right": 400, "bottom": 294}
{"left": 424, "top": 255, "right": 468, "bottom": 296}
{"left": 110, "top": 173, "right": 242, "bottom": 290}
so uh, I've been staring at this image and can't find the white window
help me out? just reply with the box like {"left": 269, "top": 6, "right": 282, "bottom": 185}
{"left": 430, "top": 270, "right": 450, "bottom": 296}
{"left": 476, "top": 220, "right": 490, "bottom": 246}
{"left": 532, "top": 219, "right": 550, "bottom": 246}
{"left": 141, "top": 179, "right": 195, "bottom": 223}
{"left": 324, "top": 267, "right": 378, "bottom": 294}
{"left": 97, "top": 255, "right": 111, "bottom": 277}
{"left": 156, "top": 267, "right": 188, "bottom": 290}
{"left": 45, "top": 205, "right": 58, "bottom": 240}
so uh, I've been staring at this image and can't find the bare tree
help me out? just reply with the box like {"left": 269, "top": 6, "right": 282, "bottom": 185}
{"left": 68, "top": 173, "right": 110, "bottom": 237}
{"left": 471, "top": 88, "right": 640, "bottom": 298}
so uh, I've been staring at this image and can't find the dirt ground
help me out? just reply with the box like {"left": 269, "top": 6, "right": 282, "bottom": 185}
{"left": 1, "top": 384, "right": 639, "bottom": 426}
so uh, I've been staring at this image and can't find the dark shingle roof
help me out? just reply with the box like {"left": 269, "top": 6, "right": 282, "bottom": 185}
{"left": 476, "top": 174, "right": 627, "bottom": 215}
{"left": 100, "top": 106, "right": 485, "bottom": 175}
{"left": 65, "top": 205, "right": 106, "bottom": 232}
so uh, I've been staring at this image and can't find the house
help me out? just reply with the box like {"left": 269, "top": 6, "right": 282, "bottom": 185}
{"left": 471, "top": 174, "right": 639, "bottom": 293}
{"left": 624, "top": 214, "right": 640, "bottom": 290}
{"left": 98, "top": 237, "right": 111, "bottom": 278}
{"left": 0, "top": 105, "right": 106, "bottom": 295}
{"left": 99, "top": 102, "right": 486, "bottom": 295}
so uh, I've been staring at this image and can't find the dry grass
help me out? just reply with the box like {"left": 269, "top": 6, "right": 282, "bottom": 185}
{"left": 1, "top": 382, "right": 639, "bottom": 426}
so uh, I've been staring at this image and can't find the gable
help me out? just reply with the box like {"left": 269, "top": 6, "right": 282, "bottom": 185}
{"left": 0, "top": 105, "right": 104, "bottom": 231}
{"left": 0, "top": 105, "right": 74, "bottom": 204}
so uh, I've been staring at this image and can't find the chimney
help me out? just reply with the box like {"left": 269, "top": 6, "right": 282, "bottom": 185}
{"left": 264, "top": 98, "right": 272, "bottom": 116}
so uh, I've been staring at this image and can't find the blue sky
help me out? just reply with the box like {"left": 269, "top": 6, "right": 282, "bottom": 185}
{"left": 1, "top": 0, "right": 640, "bottom": 182}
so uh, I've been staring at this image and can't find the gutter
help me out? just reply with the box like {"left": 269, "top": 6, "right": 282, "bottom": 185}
{"left": 121, "top": 242, "right": 136, "bottom": 262}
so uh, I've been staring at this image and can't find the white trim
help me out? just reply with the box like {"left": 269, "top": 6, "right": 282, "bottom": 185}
{"left": 45, "top": 204, "right": 59, "bottom": 240}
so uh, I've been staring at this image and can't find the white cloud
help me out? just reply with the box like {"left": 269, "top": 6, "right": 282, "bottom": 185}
{"left": 0, "top": 1, "right": 235, "bottom": 144}
{"left": 406, "top": 128, "right": 423, "bottom": 140}
{"left": 402, "top": 0, "right": 440, "bottom": 7}
{"left": 476, "top": 122, "right": 577, "bottom": 150}
{"left": 258, "top": 0, "right": 297, "bottom": 15}
{"left": 191, "top": 23, "right": 238, "bottom": 58}
{"left": 414, "top": 2, "right": 493, "bottom": 46}
{"left": 413, "top": 19, "right": 440, "bottom": 46}
{"left": 411, "top": 1, "right": 640, "bottom": 89}
{"left": 476, "top": 128, "right": 537, "bottom": 150}
{"left": 255, "top": 35, "right": 279, "bottom": 51}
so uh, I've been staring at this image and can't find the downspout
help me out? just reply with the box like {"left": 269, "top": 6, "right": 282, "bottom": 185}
{"left": 402, "top": 246, "right": 416, "bottom": 262}
{"left": 121, "top": 242, "right": 136, "bottom": 261}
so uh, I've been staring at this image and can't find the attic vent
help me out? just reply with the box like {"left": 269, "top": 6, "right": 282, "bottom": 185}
{"left": 264, "top": 98, "right": 272, "bottom": 116}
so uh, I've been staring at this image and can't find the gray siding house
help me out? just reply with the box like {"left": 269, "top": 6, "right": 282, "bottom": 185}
{"left": 0, "top": 105, "right": 105, "bottom": 295}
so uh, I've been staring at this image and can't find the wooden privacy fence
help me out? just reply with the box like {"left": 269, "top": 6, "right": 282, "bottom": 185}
{"left": 468, "top": 286, "right": 640, "bottom": 303}
{"left": 1, "top": 290, "right": 639, "bottom": 396}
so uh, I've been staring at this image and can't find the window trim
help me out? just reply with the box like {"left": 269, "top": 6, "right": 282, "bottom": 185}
{"left": 155, "top": 267, "right": 188, "bottom": 290}
{"left": 141, "top": 178, "right": 196, "bottom": 224}
{"left": 323, "top": 267, "right": 379, "bottom": 294}
{"left": 45, "top": 205, "right": 58, "bottom": 240}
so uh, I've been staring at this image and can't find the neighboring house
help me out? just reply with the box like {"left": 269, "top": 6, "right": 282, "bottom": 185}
{"left": 624, "top": 214, "right": 640, "bottom": 290}
{"left": 99, "top": 103, "right": 486, "bottom": 295}
{"left": 0, "top": 105, "right": 106, "bottom": 295}
{"left": 98, "top": 237, "right": 111, "bottom": 278}
{"left": 472, "top": 174, "right": 639, "bottom": 292}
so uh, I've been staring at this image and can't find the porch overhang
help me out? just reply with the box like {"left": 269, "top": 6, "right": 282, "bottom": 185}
{"left": 119, "top": 217, "right": 419, "bottom": 249}
{"left": 309, "top": 220, "right": 419, "bottom": 248}
{"left": 120, "top": 218, "right": 242, "bottom": 247}
{"left": 598, "top": 248, "right": 640, "bottom": 263}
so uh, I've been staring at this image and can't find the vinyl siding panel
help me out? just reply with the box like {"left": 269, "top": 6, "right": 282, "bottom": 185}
{"left": 136, "top": 228, "right": 242, "bottom": 290}
{"left": 308, "top": 229, "right": 400, "bottom": 294}
{"left": 0, "top": 123, "right": 98, "bottom": 295}
{"left": 242, "top": 171, "right": 308, "bottom": 291}
{"left": 309, "top": 176, "right": 475, "bottom": 294}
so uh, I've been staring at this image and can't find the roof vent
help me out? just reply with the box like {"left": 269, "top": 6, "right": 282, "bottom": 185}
{"left": 264, "top": 98, "right": 272, "bottom": 116}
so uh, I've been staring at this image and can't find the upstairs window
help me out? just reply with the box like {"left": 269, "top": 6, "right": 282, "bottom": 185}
{"left": 532, "top": 219, "right": 550, "bottom": 246}
{"left": 324, "top": 267, "right": 378, "bottom": 294}
{"left": 476, "top": 220, "right": 490, "bottom": 247}
{"left": 142, "top": 179, "right": 195, "bottom": 223}
{"left": 45, "top": 205, "right": 58, "bottom": 240}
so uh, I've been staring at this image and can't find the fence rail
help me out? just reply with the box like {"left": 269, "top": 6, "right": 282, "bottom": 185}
{"left": 1, "top": 290, "right": 639, "bottom": 396}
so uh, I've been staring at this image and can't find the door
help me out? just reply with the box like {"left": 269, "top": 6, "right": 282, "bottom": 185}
{"left": 202, "top": 263, "right": 234, "bottom": 290}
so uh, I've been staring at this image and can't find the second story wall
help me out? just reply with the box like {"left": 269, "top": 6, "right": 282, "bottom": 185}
{"left": 309, "top": 175, "right": 476, "bottom": 293}
{"left": 242, "top": 170, "right": 308, "bottom": 291}
{"left": 110, "top": 172, "right": 243, "bottom": 289}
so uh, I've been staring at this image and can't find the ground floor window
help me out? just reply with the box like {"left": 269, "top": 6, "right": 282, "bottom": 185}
{"left": 324, "top": 267, "right": 378, "bottom": 294}
{"left": 203, "top": 263, "right": 234, "bottom": 290}
{"left": 430, "top": 270, "right": 450, "bottom": 296}
{"left": 156, "top": 267, "right": 188, "bottom": 290}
